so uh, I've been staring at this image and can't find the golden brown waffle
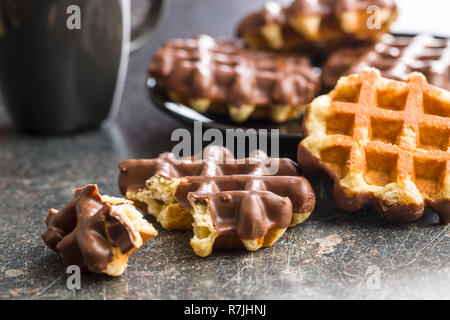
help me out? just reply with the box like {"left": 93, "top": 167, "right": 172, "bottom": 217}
{"left": 322, "top": 34, "right": 450, "bottom": 90}
{"left": 119, "top": 146, "right": 316, "bottom": 257}
{"left": 298, "top": 68, "right": 450, "bottom": 223}
{"left": 237, "top": 0, "right": 398, "bottom": 51}
{"left": 149, "top": 34, "right": 319, "bottom": 123}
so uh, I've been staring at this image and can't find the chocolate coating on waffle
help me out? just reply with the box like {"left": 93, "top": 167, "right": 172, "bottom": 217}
{"left": 237, "top": 2, "right": 289, "bottom": 36}
{"left": 119, "top": 146, "right": 315, "bottom": 239}
{"left": 185, "top": 175, "right": 315, "bottom": 239}
{"left": 322, "top": 34, "right": 450, "bottom": 90}
{"left": 41, "top": 185, "right": 135, "bottom": 273}
{"left": 237, "top": 0, "right": 397, "bottom": 53}
{"left": 149, "top": 35, "right": 319, "bottom": 108}
{"left": 238, "top": 0, "right": 396, "bottom": 33}
{"left": 288, "top": 0, "right": 396, "bottom": 16}
{"left": 299, "top": 68, "right": 450, "bottom": 224}
{"left": 191, "top": 191, "right": 292, "bottom": 240}
{"left": 119, "top": 147, "right": 301, "bottom": 194}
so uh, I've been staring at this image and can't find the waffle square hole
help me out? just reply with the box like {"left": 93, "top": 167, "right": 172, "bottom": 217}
{"left": 370, "top": 117, "right": 403, "bottom": 145}
{"left": 414, "top": 158, "right": 446, "bottom": 198}
{"left": 419, "top": 124, "right": 450, "bottom": 151}
{"left": 423, "top": 93, "right": 450, "bottom": 118}
{"left": 326, "top": 112, "right": 355, "bottom": 136}
{"left": 333, "top": 83, "right": 362, "bottom": 103}
{"left": 365, "top": 149, "right": 398, "bottom": 186}
{"left": 320, "top": 146, "right": 351, "bottom": 179}
{"left": 377, "top": 87, "right": 409, "bottom": 111}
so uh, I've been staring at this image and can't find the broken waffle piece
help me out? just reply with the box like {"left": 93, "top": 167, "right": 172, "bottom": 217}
{"left": 149, "top": 34, "right": 319, "bottom": 123}
{"left": 298, "top": 68, "right": 450, "bottom": 224}
{"left": 237, "top": 0, "right": 398, "bottom": 51}
{"left": 322, "top": 34, "right": 450, "bottom": 90}
{"left": 41, "top": 185, "right": 157, "bottom": 276}
{"left": 119, "top": 146, "right": 316, "bottom": 256}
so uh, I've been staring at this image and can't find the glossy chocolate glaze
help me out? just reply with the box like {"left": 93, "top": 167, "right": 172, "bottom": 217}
{"left": 237, "top": 2, "right": 287, "bottom": 35}
{"left": 119, "top": 146, "right": 316, "bottom": 239}
{"left": 322, "top": 34, "right": 450, "bottom": 90}
{"left": 192, "top": 191, "right": 292, "bottom": 240}
{"left": 41, "top": 185, "right": 135, "bottom": 273}
{"left": 119, "top": 146, "right": 301, "bottom": 195}
{"left": 187, "top": 175, "right": 315, "bottom": 239}
{"left": 288, "top": 0, "right": 332, "bottom": 16}
{"left": 298, "top": 70, "right": 450, "bottom": 224}
{"left": 333, "top": 0, "right": 396, "bottom": 13}
{"left": 289, "top": 0, "right": 396, "bottom": 16}
{"left": 298, "top": 140, "right": 439, "bottom": 223}
{"left": 149, "top": 35, "right": 319, "bottom": 108}
{"left": 238, "top": 0, "right": 397, "bottom": 33}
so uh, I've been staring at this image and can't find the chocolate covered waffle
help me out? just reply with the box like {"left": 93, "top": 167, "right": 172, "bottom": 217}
{"left": 298, "top": 68, "right": 450, "bottom": 223}
{"left": 237, "top": 0, "right": 398, "bottom": 51}
{"left": 119, "top": 146, "right": 315, "bottom": 257}
{"left": 42, "top": 185, "right": 158, "bottom": 276}
{"left": 322, "top": 34, "right": 450, "bottom": 90}
{"left": 149, "top": 34, "right": 319, "bottom": 123}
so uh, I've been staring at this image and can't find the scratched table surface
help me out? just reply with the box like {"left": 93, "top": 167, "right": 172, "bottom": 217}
{"left": 0, "top": 0, "right": 449, "bottom": 300}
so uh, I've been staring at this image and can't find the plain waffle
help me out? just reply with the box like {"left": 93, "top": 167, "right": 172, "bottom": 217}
{"left": 298, "top": 68, "right": 450, "bottom": 223}
{"left": 237, "top": 0, "right": 398, "bottom": 51}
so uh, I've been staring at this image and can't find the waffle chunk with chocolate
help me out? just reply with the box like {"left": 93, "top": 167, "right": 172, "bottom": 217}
{"left": 149, "top": 35, "right": 319, "bottom": 123}
{"left": 298, "top": 68, "right": 450, "bottom": 223}
{"left": 42, "top": 185, "right": 158, "bottom": 276}
{"left": 119, "top": 146, "right": 315, "bottom": 257}
{"left": 237, "top": 0, "right": 398, "bottom": 51}
{"left": 322, "top": 34, "right": 450, "bottom": 90}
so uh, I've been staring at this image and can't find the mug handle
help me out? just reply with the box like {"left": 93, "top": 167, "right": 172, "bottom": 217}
{"left": 129, "top": 0, "right": 165, "bottom": 52}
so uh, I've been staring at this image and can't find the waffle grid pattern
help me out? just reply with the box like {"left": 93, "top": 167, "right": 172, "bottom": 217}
{"left": 300, "top": 68, "right": 450, "bottom": 222}
{"left": 139, "top": 146, "right": 311, "bottom": 217}
{"left": 42, "top": 185, "right": 157, "bottom": 276}
{"left": 184, "top": 148, "right": 301, "bottom": 214}
{"left": 149, "top": 35, "right": 319, "bottom": 122}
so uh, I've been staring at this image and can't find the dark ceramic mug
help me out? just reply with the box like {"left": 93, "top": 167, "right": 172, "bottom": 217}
{"left": 0, "top": 0, "right": 164, "bottom": 134}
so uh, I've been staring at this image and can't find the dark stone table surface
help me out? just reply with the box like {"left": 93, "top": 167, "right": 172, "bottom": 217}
{"left": 0, "top": 0, "right": 448, "bottom": 300}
